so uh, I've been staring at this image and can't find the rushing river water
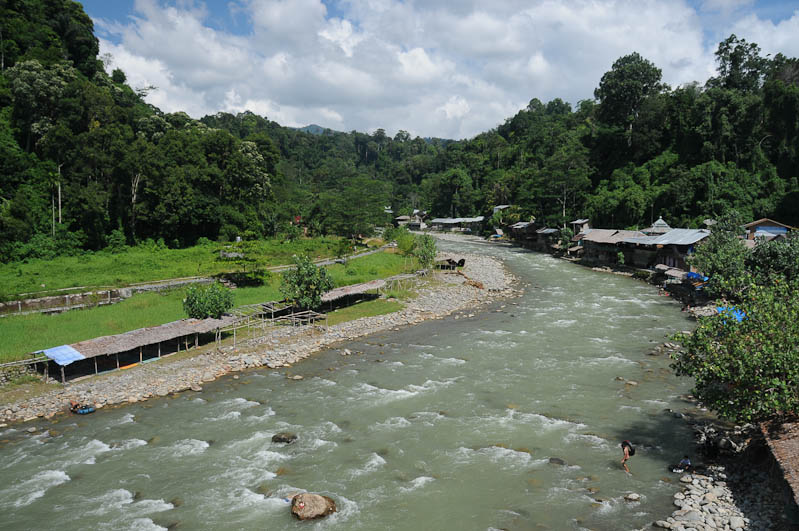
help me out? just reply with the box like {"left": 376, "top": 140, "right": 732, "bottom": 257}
{"left": 0, "top": 240, "right": 700, "bottom": 530}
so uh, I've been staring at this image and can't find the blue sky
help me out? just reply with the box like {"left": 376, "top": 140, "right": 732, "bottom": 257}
{"left": 78, "top": 0, "right": 799, "bottom": 139}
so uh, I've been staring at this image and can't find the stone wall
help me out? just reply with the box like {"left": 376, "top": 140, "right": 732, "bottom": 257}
{"left": 0, "top": 290, "right": 121, "bottom": 316}
{"left": 0, "top": 365, "right": 38, "bottom": 386}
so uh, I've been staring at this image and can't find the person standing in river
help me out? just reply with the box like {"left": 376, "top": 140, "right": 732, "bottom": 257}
{"left": 621, "top": 440, "right": 635, "bottom": 473}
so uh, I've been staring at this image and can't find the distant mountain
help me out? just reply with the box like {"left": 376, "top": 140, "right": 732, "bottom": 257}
{"left": 297, "top": 124, "right": 338, "bottom": 135}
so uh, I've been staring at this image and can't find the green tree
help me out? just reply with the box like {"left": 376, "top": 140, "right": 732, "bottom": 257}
{"left": 183, "top": 281, "right": 234, "bottom": 319}
{"left": 280, "top": 254, "right": 333, "bottom": 310}
{"left": 688, "top": 211, "right": 751, "bottom": 299}
{"left": 708, "top": 34, "right": 768, "bottom": 93}
{"left": 594, "top": 52, "right": 664, "bottom": 146}
{"left": 412, "top": 234, "right": 437, "bottom": 268}
{"left": 671, "top": 279, "right": 799, "bottom": 422}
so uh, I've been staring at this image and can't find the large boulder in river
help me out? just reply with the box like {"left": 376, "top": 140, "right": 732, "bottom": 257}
{"left": 272, "top": 432, "right": 298, "bottom": 444}
{"left": 290, "top": 493, "right": 337, "bottom": 520}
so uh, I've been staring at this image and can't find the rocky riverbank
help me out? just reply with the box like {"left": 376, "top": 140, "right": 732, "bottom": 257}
{"left": 0, "top": 252, "right": 517, "bottom": 425}
{"left": 652, "top": 458, "right": 789, "bottom": 530}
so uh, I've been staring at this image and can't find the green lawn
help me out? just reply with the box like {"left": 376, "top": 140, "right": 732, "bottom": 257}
{"left": 0, "top": 250, "right": 414, "bottom": 363}
{"left": 0, "top": 237, "right": 347, "bottom": 301}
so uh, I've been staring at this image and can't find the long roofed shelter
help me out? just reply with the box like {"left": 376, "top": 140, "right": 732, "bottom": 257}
{"left": 36, "top": 316, "right": 239, "bottom": 382}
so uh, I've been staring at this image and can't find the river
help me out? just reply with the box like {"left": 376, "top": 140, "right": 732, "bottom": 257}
{"left": 0, "top": 239, "right": 698, "bottom": 530}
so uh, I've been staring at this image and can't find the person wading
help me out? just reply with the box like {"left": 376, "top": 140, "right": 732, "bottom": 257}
{"left": 621, "top": 440, "right": 635, "bottom": 473}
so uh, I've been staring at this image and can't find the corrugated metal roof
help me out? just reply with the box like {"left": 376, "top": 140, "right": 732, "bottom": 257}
{"left": 510, "top": 221, "right": 531, "bottom": 229}
{"left": 624, "top": 228, "right": 710, "bottom": 246}
{"left": 571, "top": 218, "right": 589, "bottom": 224}
{"left": 582, "top": 229, "right": 645, "bottom": 244}
{"left": 536, "top": 227, "right": 559, "bottom": 234}
{"left": 430, "top": 216, "right": 484, "bottom": 224}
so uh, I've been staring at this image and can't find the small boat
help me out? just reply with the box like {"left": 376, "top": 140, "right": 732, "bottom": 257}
{"left": 71, "top": 405, "right": 95, "bottom": 415}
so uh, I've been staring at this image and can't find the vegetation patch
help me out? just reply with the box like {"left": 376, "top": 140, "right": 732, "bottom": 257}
{"left": 325, "top": 299, "right": 403, "bottom": 326}
{"left": 0, "top": 237, "right": 342, "bottom": 301}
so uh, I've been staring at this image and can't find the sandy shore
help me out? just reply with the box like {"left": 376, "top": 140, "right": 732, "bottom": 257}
{"left": 0, "top": 252, "right": 518, "bottom": 425}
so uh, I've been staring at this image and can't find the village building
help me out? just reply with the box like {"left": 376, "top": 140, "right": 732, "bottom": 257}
{"left": 621, "top": 228, "right": 711, "bottom": 270}
{"left": 643, "top": 216, "right": 671, "bottom": 235}
{"left": 742, "top": 218, "right": 794, "bottom": 248}
{"left": 580, "top": 229, "right": 646, "bottom": 265}
{"left": 570, "top": 218, "right": 591, "bottom": 234}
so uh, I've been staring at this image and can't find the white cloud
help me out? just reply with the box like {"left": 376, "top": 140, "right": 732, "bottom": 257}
{"left": 728, "top": 11, "right": 799, "bottom": 58}
{"left": 92, "top": 0, "right": 790, "bottom": 140}
{"left": 438, "top": 96, "right": 470, "bottom": 120}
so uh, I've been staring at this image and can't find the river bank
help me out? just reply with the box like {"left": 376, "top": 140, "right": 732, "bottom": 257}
{"left": 0, "top": 252, "right": 518, "bottom": 425}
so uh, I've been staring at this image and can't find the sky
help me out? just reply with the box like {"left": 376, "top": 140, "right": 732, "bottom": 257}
{"left": 79, "top": 0, "right": 799, "bottom": 140}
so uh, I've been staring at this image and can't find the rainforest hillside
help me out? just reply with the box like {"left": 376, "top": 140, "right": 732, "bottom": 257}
{"left": 1, "top": 0, "right": 798, "bottom": 263}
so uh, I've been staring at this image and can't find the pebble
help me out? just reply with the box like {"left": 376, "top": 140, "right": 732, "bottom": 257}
{"left": 658, "top": 466, "right": 785, "bottom": 530}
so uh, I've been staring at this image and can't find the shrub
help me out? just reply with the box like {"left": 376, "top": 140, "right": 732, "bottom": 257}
{"left": 412, "top": 234, "right": 437, "bottom": 268}
{"left": 671, "top": 279, "right": 799, "bottom": 422}
{"left": 106, "top": 229, "right": 127, "bottom": 253}
{"left": 280, "top": 254, "right": 333, "bottom": 310}
{"left": 183, "top": 281, "right": 234, "bottom": 319}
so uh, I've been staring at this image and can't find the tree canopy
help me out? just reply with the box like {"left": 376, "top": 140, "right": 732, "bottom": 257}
{"left": 1, "top": 0, "right": 798, "bottom": 264}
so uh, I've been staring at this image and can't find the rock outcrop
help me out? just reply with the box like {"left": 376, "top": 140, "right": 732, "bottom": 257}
{"left": 290, "top": 493, "right": 337, "bottom": 520}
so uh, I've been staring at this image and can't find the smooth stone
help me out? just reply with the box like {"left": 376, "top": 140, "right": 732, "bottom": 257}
{"left": 548, "top": 457, "right": 567, "bottom": 466}
{"left": 624, "top": 493, "right": 641, "bottom": 502}
{"left": 290, "top": 493, "right": 336, "bottom": 520}
{"left": 729, "top": 516, "right": 745, "bottom": 529}
{"left": 654, "top": 520, "right": 671, "bottom": 528}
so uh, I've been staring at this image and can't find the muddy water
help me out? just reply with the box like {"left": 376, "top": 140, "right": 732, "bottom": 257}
{"left": 0, "top": 241, "right": 698, "bottom": 530}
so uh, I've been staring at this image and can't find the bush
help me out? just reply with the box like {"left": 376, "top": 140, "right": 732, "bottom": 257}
{"left": 280, "top": 254, "right": 333, "bottom": 310}
{"left": 671, "top": 279, "right": 799, "bottom": 422}
{"left": 106, "top": 229, "right": 127, "bottom": 253}
{"left": 412, "top": 234, "right": 437, "bottom": 268}
{"left": 183, "top": 281, "right": 234, "bottom": 319}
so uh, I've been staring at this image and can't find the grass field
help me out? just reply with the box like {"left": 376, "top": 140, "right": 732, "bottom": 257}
{"left": 0, "top": 237, "right": 349, "bottom": 301}
{"left": 0, "top": 250, "right": 415, "bottom": 363}
{"left": 325, "top": 299, "right": 403, "bottom": 326}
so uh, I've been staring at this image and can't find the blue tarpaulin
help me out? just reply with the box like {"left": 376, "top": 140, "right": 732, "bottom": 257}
{"left": 37, "top": 345, "right": 85, "bottom": 366}
{"left": 685, "top": 272, "right": 708, "bottom": 282}
{"left": 717, "top": 306, "right": 745, "bottom": 323}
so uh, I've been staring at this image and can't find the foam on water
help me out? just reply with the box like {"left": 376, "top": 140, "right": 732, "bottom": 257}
{"left": 564, "top": 433, "right": 610, "bottom": 449}
{"left": 111, "top": 439, "right": 148, "bottom": 451}
{"left": 62, "top": 438, "right": 112, "bottom": 466}
{"left": 498, "top": 410, "right": 586, "bottom": 431}
{"left": 230, "top": 397, "right": 261, "bottom": 407}
{"left": 225, "top": 487, "right": 266, "bottom": 511}
{"left": 578, "top": 354, "right": 636, "bottom": 366}
{"left": 552, "top": 319, "right": 578, "bottom": 327}
{"left": 107, "top": 413, "right": 136, "bottom": 427}
{"left": 313, "top": 377, "right": 337, "bottom": 386}
{"left": 481, "top": 329, "right": 513, "bottom": 336}
{"left": 372, "top": 416, "right": 412, "bottom": 431}
{"left": 206, "top": 410, "right": 241, "bottom": 422}
{"left": 399, "top": 476, "right": 435, "bottom": 492}
{"left": 2, "top": 469, "right": 70, "bottom": 508}
{"left": 167, "top": 438, "right": 209, "bottom": 457}
{"left": 351, "top": 382, "right": 417, "bottom": 404}
{"left": 86, "top": 488, "right": 173, "bottom": 519}
{"left": 451, "top": 446, "right": 537, "bottom": 469}
{"left": 122, "top": 519, "right": 167, "bottom": 531}
{"left": 244, "top": 406, "right": 276, "bottom": 423}
{"left": 350, "top": 452, "right": 387, "bottom": 477}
